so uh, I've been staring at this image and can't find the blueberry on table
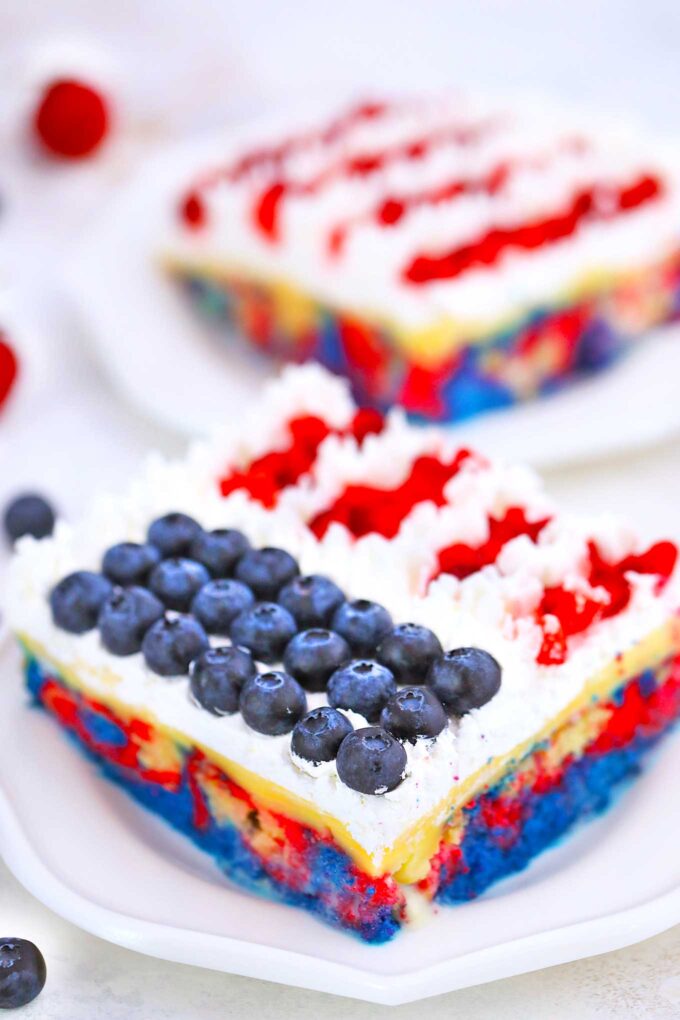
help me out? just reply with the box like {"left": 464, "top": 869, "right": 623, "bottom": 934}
{"left": 427, "top": 647, "right": 502, "bottom": 715}
{"left": 142, "top": 613, "right": 209, "bottom": 676}
{"left": 380, "top": 686, "right": 447, "bottom": 742}
{"left": 278, "top": 574, "right": 345, "bottom": 629}
{"left": 147, "top": 512, "right": 203, "bottom": 557}
{"left": 326, "top": 660, "right": 396, "bottom": 722}
{"left": 0, "top": 937, "right": 46, "bottom": 1009}
{"left": 189, "top": 528, "right": 250, "bottom": 577}
{"left": 191, "top": 578, "right": 254, "bottom": 634}
{"left": 331, "top": 599, "right": 393, "bottom": 656}
{"left": 190, "top": 646, "right": 256, "bottom": 715}
{"left": 3, "top": 493, "right": 55, "bottom": 544}
{"left": 291, "top": 706, "right": 353, "bottom": 764}
{"left": 230, "top": 602, "right": 297, "bottom": 664}
{"left": 233, "top": 547, "right": 299, "bottom": 600}
{"left": 239, "top": 670, "right": 307, "bottom": 736}
{"left": 377, "top": 623, "right": 443, "bottom": 684}
{"left": 102, "top": 542, "right": 161, "bottom": 586}
{"left": 336, "top": 726, "right": 407, "bottom": 794}
{"left": 50, "top": 571, "right": 113, "bottom": 634}
{"left": 149, "top": 557, "right": 210, "bottom": 611}
{"left": 98, "top": 585, "right": 164, "bottom": 655}
{"left": 283, "top": 628, "right": 351, "bottom": 692}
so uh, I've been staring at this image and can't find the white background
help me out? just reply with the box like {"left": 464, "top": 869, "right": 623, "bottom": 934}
{"left": 1, "top": 1, "right": 680, "bottom": 1016}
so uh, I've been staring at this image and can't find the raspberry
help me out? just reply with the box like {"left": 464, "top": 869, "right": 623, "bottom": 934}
{"left": 34, "top": 79, "right": 109, "bottom": 159}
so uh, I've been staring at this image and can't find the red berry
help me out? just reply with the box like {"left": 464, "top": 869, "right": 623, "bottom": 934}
{"left": 0, "top": 335, "right": 18, "bottom": 409}
{"left": 34, "top": 79, "right": 109, "bottom": 159}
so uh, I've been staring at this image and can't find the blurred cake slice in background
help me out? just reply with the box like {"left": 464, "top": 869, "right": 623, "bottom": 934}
{"left": 163, "top": 93, "right": 680, "bottom": 422}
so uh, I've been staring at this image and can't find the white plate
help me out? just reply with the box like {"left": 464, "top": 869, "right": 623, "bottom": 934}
{"left": 1, "top": 637, "right": 679, "bottom": 1005}
{"left": 63, "top": 132, "right": 680, "bottom": 470}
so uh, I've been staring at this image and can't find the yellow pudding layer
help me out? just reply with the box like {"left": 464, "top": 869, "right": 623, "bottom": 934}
{"left": 18, "top": 616, "right": 680, "bottom": 882}
{"left": 163, "top": 250, "right": 680, "bottom": 370}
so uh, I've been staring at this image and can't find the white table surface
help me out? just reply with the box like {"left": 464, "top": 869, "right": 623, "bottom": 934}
{"left": 2, "top": 1, "right": 680, "bottom": 1013}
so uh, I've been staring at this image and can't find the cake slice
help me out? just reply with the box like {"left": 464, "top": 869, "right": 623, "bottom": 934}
{"left": 164, "top": 94, "right": 680, "bottom": 422}
{"left": 7, "top": 366, "right": 680, "bottom": 942}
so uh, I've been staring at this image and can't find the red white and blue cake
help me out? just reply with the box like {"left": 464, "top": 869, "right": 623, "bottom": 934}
{"left": 7, "top": 366, "right": 680, "bottom": 941}
{"left": 165, "top": 94, "right": 680, "bottom": 422}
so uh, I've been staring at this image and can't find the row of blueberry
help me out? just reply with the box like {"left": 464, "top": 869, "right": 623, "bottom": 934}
{"left": 48, "top": 512, "right": 502, "bottom": 795}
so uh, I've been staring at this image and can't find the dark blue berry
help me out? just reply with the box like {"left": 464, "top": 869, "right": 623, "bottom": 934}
{"left": 380, "top": 686, "right": 447, "bottom": 742}
{"left": 283, "top": 628, "right": 351, "bottom": 692}
{"left": 4, "top": 494, "right": 55, "bottom": 543}
{"left": 149, "top": 557, "right": 210, "bottom": 611}
{"left": 377, "top": 623, "right": 443, "bottom": 684}
{"left": 291, "top": 707, "right": 353, "bottom": 763}
{"left": 142, "top": 613, "right": 209, "bottom": 676}
{"left": 189, "top": 646, "right": 256, "bottom": 715}
{"left": 49, "top": 571, "right": 113, "bottom": 634}
{"left": 102, "top": 541, "right": 161, "bottom": 586}
{"left": 147, "top": 512, "right": 202, "bottom": 556}
{"left": 331, "top": 599, "right": 393, "bottom": 656}
{"left": 191, "top": 578, "right": 254, "bottom": 634}
{"left": 326, "top": 659, "right": 396, "bottom": 722}
{"left": 98, "top": 586, "right": 164, "bottom": 655}
{"left": 0, "top": 938, "right": 46, "bottom": 1009}
{"left": 239, "top": 670, "right": 307, "bottom": 735}
{"left": 233, "top": 546, "right": 299, "bottom": 600}
{"left": 189, "top": 528, "right": 250, "bottom": 577}
{"left": 278, "top": 574, "right": 345, "bottom": 629}
{"left": 427, "top": 647, "right": 502, "bottom": 715}
{"left": 336, "top": 726, "right": 407, "bottom": 794}
{"left": 230, "top": 602, "right": 297, "bottom": 664}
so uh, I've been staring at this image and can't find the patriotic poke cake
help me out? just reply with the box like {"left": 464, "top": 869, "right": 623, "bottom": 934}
{"left": 7, "top": 365, "right": 680, "bottom": 942}
{"left": 165, "top": 93, "right": 680, "bottom": 422}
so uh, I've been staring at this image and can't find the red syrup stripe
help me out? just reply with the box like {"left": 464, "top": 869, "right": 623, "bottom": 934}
{"left": 536, "top": 540, "right": 678, "bottom": 666}
{"left": 308, "top": 449, "right": 473, "bottom": 541}
{"left": 218, "top": 409, "right": 384, "bottom": 509}
{"left": 402, "top": 173, "right": 663, "bottom": 285}
{"left": 431, "top": 507, "right": 551, "bottom": 582}
{"left": 327, "top": 137, "right": 589, "bottom": 256}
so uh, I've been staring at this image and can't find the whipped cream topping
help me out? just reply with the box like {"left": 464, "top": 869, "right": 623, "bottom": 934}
{"left": 167, "top": 93, "right": 680, "bottom": 331}
{"left": 7, "top": 365, "right": 680, "bottom": 865}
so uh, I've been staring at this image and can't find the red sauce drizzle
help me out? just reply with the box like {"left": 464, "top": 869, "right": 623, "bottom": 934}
{"left": 403, "top": 173, "right": 663, "bottom": 285}
{"left": 309, "top": 449, "right": 473, "bottom": 540}
{"left": 432, "top": 507, "right": 551, "bottom": 581}
{"left": 536, "top": 539, "right": 678, "bottom": 665}
{"left": 219, "top": 409, "right": 384, "bottom": 509}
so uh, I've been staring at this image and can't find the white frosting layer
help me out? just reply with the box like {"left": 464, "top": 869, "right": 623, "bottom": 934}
{"left": 6, "top": 365, "right": 680, "bottom": 866}
{"left": 166, "top": 93, "right": 680, "bottom": 330}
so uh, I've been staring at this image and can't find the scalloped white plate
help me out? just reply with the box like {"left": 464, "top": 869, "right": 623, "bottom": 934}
{"left": 0, "top": 635, "right": 679, "bottom": 1005}
{"left": 63, "top": 131, "right": 680, "bottom": 470}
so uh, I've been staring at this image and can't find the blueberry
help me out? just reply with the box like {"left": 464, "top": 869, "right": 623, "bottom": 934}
{"left": 283, "top": 628, "right": 351, "bottom": 692}
{"left": 147, "top": 512, "right": 202, "bottom": 556}
{"left": 50, "top": 571, "right": 113, "bottom": 634}
{"left": 336, "top": 726, "right": 407, "bottom": 795}
{"left": 291, "top": 707, "right": 353, "bottom": 764}
{"left": 189, "top": 528, "right": 250, "bottom": 577}
{"left": 278, "top": 574, "right": 345, "bottom": 628}
{"left": 380, "top": 686, "right": 447, "bottom": 742}
{"left": 326, "top": 659, "right": 396, "bottom": 722}
{"left": 0, "top": 937, "right": 46, "bottom": 1009}
{"left": 191, "top": 578, "right": 255, "bottom": 634}
{"left": 142, "top": 613, "right": 209, "bottom": 676}
{"left": 149, "top": 557, "right": 210, "bottom": 611}
{"left": 377, "top": 623, "right": 443, "bottom": 684}
{"left": 427, "top": 647, "right": 502, "bottom": 714}
{"left": 233, "top": 546, "right": 299, "bottom": 600}
{"left": 331, "top": 599, "right": 393, "bottom": 656}
{"left": 3, "top": 493, "right": 55, "bottom": 544}
{"left": 189, "top": 646, "right": 256, "bottom": 715}
{"left": 98, "top": 586, "right": 164, "bottom": 655}
{"left": 230, "top": 602, "right": 297, "bottom": 664}
{"left": 102, "top": 541, "right": 161, "bottom": 586}
{"left": 239, "top": 670, "right": 307, "bottom": 735}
